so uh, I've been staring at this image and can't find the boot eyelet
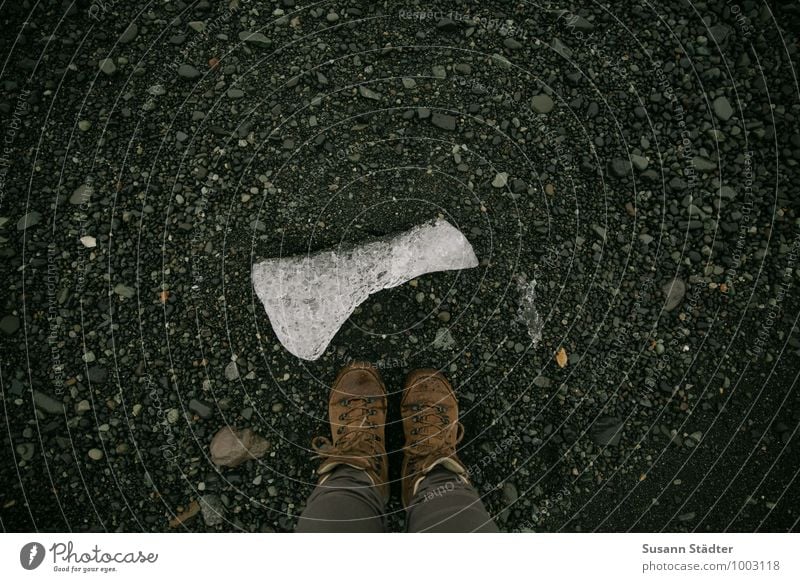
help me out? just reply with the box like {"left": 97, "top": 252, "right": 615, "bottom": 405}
{"left": 340, "top": 398, "right": 349, "bottom": 406}
{"left": 337, "top": 427, "right": 344, "bottom": 434}
{"left": 338, "top": 413, "right": 345, "bottom": 420}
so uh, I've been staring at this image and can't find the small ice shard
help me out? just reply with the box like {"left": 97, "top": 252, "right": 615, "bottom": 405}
{"left": 252, "top": 218, "right": 478, "bottom": 360}
{"left": 516, "top": 275, "right": 543, "bottom": 347}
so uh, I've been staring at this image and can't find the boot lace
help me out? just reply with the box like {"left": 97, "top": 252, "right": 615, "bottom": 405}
{"left": 312, "top": 396, "right": 383, "bottom": 461}
{"left": 402, "top": 402, "right": 464, "bottom": 461}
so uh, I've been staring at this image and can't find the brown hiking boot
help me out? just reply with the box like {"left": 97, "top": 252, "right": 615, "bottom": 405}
{"left": 311, "top": 362, "right": 389, "bottom": 500}
{"left": 401, "top": 368, "right": 469, "bottom": 506}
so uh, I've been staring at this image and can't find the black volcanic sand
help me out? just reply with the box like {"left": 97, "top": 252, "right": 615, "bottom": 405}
{"left": 0, "top": 0, "right": 798, "bottom": 532}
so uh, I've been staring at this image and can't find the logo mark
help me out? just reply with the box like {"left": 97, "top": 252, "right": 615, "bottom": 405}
{"left": 20, "top": 542, "right": 46, "bottom": 570}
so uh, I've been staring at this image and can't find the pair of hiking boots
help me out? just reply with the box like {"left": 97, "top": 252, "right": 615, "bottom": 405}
{"left": 311, "top": 362, "right": 469, "bottom": 506}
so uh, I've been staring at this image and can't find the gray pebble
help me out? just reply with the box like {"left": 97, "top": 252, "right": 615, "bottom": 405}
{"left": 200, "top": 495, "right": 226, "bottom": 526}
{"left": 531, "top": 94, "right": 554, "bottom": 114}
{"left": 189, "top": 398, "right": 213, "bottom": 419}
{"left": 358, "top": 86, "right": 381, "bottom": 101}
{"left": 492, "top": 172, "right": 509, "bottom": 188}
{"left": 16, "top": 443, "right": 35, "bottom": 461}
{"left": 431, "top": 112, "right": 456, "bottom": 131}
{"left": 0, "top": 315, "right": 20, "bottom": 335}
{"left": 16, "top": 212, "right": 42, "bottom": 231}
{"left": 713, "top": 96, "right": 733, "bottom": 121}
{"left": 114, "top": 284, "right": 136, "bottom": 298}
{"left": 239, "top": 31, "right": 270, "bottom": 47}
{"left": 177, "top": 64, "right": 201, "bottom": 79}
{"left": 33, "top": 390, "right": 64, "bottom": 415}
{"left": 119, "top": 23, "right": 138, "bottom": 44}
{"left": 225, "top": 361, "right": 239, "bottom": 381}
{"left": 70, "top": 184, "right": 92, "bottom": 204}
{"left": 662, "top": 278, "right": 687, "bottom": 311}
{"left": 98, "top": 58, "right": 116, "bottom": 75}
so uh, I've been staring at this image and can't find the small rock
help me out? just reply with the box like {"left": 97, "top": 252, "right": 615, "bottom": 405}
{"left": 567, "top": 14, "right": 594, "bottom": 32}
{"left": 533, "top": 376, "right": 551, "bottom": 388}
{"left": 167, "top": 408, "right": 180, "bottom": 424}
{"left": 87, "top": 366, "right": 107, "bottom": 384}
{"left": 551, "top": 37, "right": 572, "bottom": 58}
{"left": 431, "top": 112, "right": 456, "bottom": 131}
{"left": 591, "top": 416, "right": 624, "bottom": 446}
{"left": 189, "top": 398, "right": 213, "bottom": 419}
{"left": 491, "top": 53, "right": 512, "bottom": 70}
{"left": 358, "top": 85, "right": 381, "bottom": 101}
{"left": 631, "top": 154, "right": 649, "bottom": 171}
{"left": 436, "top": 17, "right": 460, "bottom": 32}
{"left": 16, "top": 211, "right": 42, "bottom": 231}
{"left": 492, "top": 172, "right": 509, "bottom": 188}
{"left": 531, "top": 94, "right": 554, "bottom": 114}
{"left": 113, "top": 284, "right": 135, "bottom": 298}
{"left": 239, "top": 30, "right": 270, "bottom": 47}
{"left": 662, "top": 278, "right": 687, "bottom": 311}
{"left": 199, "top": 495, "right": 225, "bottom": 526}
{"left": 431, "top": 65, "right": 446, "bottom": 79}
{"left": 98, "top": 58, "right": 116, "bottom": 75}
{"left": 88, "top": 448, "right": 104, "bottom": 461}
{"left": 437, "top": 311, "right": 451, "bottom": 323}
{"left": 210, "top": 426, "right": 270, "bottom": 467}
{"left": 16, "top": 443, "right": 35, "bottom": 461}
{"left": 402, "top": 78, "right": 416, "bottom": 89}
{"left": 70, "top": 184, "right": 92, "bottom": 204}
{"left": 33, "top": 390, "right": 64, "bottom": 414}
{"left": 78, "top": 120, "right": 92, "bottom": 131}
{"left": 177, "top": 64, "right": 201, "bottom": 80}
{"left": 119, "top": 23, "right": 138, "bottom": 44}
{"left": 76, "top": 400, "right": 91, "bottom": 413}
{"left": 610, "top": 159, "right": 631, "bottom": 177}
{"left": 502, "top": 482, "right": 519, "bottom": 504}
{"left": 713, "top": 96, "right": 733, "bottom": 121}
{"left": 692, "top": 156, "right": 716, "bottom": 171}
{"left": 433, "top": 328, "right": 455, "bottom": 350}
{"left": 0, "top": 315, "right": 20, "bottom": 335}
{"left": 224, "top": 361, "right": 239, "bottom": 381}
{"left": 80, "top": 235, "right": 97, "bottom": 248}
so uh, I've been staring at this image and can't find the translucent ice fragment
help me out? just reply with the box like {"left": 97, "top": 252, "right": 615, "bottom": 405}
{"left": 252, "top": 218, "right": 478, "bottom": 360}
{"left": 516, "top": 276, "right": 543, "bottom": 347}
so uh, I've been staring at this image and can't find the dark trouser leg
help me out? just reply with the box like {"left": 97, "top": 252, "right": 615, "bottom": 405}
{"left": 296, "top": 465, "right": 387, "bottom": 533}
{"left": 406, "top": 467, "right": 499, "bottom": 532}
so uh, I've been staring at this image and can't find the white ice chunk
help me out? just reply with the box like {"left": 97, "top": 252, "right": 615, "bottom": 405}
{"left": 252, "top": 218, "right": 479, "bottom": 361}
{"left": 516, "top": 276, "right": 543, "bottom": 347}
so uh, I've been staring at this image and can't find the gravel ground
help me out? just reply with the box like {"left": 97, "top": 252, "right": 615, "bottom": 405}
{"left": 1, "top": 0, "right": 799, "bottom": 532}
